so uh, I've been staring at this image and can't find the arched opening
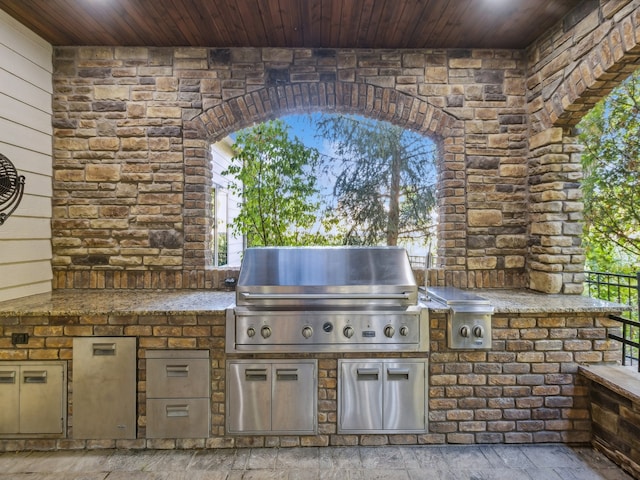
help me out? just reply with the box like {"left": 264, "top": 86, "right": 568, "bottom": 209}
{"left": 209, "top": 113, "right": 441, "bottom": 268}
{"left": 184, "top": 83, "right": 462, "bottom": 275}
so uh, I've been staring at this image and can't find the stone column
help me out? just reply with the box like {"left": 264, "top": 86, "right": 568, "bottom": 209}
{"left": 528, "top": 128, "right": 585, "bottom": 294}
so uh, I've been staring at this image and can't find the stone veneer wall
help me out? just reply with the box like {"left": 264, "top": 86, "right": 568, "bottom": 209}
{"left": 526, "top": 0, "right": 640, "bottom": 132}
{"left": 47, "top": 1, "right": 640, "bottom": 294}
{"left": 0, "top": 310, "right": 621, "bottom": 450}
{"left": 51, "top": 46, "right": 533, "bottom": 291}
{"left": 521, "top": 0, "right": 640, "bottom": 294}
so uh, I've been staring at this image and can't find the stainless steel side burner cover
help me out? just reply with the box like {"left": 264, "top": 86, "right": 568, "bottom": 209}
{"left": 226, "top": 246, "right": 428, "bottom": 353}
{"left": 427, "top": 286, "right": 493, "bottom": 350}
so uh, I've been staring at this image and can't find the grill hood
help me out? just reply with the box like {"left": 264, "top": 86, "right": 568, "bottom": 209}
{"left": 236, "top": 246, "right": 418, "bottom": 309}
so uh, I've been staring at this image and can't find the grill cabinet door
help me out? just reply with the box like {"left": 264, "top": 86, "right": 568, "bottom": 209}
{"left": 272, "top": 362, "right": 316, "bottom": 433}
{"left": 20, "top": 365, "right": 65, "bottom": 434}
{"left": 383, "top": 361, "right": 425, "bottom": 431}
{"left": 339, "top": 361, "right": 382, "bottom": 431}
{"left": 73, "top": 337, "right": 136, "bottom": 439}
{"left": 0, "top": 367, "right": 19, "bottom": 434}
{"left": 227, "top": 362, "right": 272, "bottom": 433}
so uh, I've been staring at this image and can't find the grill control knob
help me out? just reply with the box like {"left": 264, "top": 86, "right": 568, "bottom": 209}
{"left": 473, "top": 325, "right": 484, "bottom": 338}
{"left": 384, "top": 325, "right": 395, "bottom": 338}
{"left": 302, "top": 326, "right": 313, "bottom": 339}
{"left": 343, "top": 326, "right": 355, "bottom": 338}
{"left": 261, "top": 325, "right": 272, "bottom": 339}
{"left": 460, "top": 325, "right": 470, "bottom": 338}
{"left": 399, "top": 325, "right": 409, "bottom": 336}
{"left": 247, "top": 327, "right": 256, "bottom": 338}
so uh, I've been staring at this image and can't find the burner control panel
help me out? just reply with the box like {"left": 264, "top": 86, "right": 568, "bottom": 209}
{"left": 226, "top": 306, "right": 429, "bottom": 353}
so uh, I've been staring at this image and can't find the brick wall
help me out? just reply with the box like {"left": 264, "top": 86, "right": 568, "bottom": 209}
{"left": 0, "top": 310, "right": 621, "bottom": 450}
{"left": 47, "top": 2, "right": 640, "bottom": 294}
{"left": 527, "top": 0, "right": 640, "bottom": 132}
{"left": 52, "top": 46, "right": 532, "bottom": 291}
{"left": 429, "top": 312, "right": 620, "bottom": 444}
{"left": 526, "top": 129, "right": 585, "bottom": 294}
{"left": 23, "top": 1, "right": 636, "bottom": 296}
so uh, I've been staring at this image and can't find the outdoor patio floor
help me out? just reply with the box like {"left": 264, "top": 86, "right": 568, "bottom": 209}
{"left": 0, "top": 444, "right": 634, "bottom": 479}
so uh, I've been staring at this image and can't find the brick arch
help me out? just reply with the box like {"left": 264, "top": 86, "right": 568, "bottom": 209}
{"left": 522, "top": 1, "right": 640, "bottom": 294}
{"left": 183, "top": 83, "right": 463, "bottom": 270}
{"left": 529, "top": 1, "right": 640, "bottom": 132}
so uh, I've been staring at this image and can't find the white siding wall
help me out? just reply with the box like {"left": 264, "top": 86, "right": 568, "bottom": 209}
{"left": 0, "top": 11, "right": 53, "bottom": 301}
{"left": 211, "top": 137, "right": 243, "bottom": 267}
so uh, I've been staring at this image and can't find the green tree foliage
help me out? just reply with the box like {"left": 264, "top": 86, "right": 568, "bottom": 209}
{"left": 578, "top": 69, "right": 640, "bottom": 272}
{"left": 223, "top": 119, "right": 324, "bottom": 246}
{"left": 315, "top": 114, "right": 437, "bottom": 246}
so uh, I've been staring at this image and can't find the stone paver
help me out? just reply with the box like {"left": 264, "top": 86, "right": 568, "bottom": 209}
{"left": 0, "top": 445, "right": 633, "bottom": 480}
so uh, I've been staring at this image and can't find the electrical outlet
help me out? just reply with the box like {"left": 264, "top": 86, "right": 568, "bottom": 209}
{"left": 11, "top": 333, "right": 29, "bottom": 345}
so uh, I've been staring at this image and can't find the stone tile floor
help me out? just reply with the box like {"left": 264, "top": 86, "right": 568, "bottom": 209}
{"left": 0, "top": 444, "right": 633, "bottom": 479}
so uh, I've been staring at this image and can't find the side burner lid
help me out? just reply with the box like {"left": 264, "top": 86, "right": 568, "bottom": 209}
{"left": 426, "top": 286, "right": 494, "bottom": 313}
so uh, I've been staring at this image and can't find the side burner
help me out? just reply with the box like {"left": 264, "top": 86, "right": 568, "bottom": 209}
{"left": 427, "top": 287, "right": 494, "bottom": 350}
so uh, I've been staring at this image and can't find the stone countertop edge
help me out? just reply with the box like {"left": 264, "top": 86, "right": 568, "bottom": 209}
{"left": 0, "top": 288, "right": 626, "bottom": 317}
{"left": 579, "top": 364, "right": 640, "bottom": 403}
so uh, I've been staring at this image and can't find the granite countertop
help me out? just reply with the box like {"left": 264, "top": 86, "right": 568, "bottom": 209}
{"left": 0, "top": 288, "right": 626, "bottom": 317}
{"left": 0, "top": 290, "right": 236, "bottom": 316}
{"left": 472, "top": 289, "right": 626, "bottom": 314}
{"left": 420, "top": 288, "right": 624, "bottom": 315}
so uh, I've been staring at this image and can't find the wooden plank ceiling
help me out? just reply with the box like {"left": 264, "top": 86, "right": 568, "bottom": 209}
{"left": 0, "top": 0, "right": 586, "bottom": 49}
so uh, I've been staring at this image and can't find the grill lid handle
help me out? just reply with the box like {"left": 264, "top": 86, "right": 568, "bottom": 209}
{"left": 240, "top": 292, "right": 412, "bottom": 300}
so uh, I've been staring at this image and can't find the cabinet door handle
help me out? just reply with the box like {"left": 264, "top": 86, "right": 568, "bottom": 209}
{"left": 166, "top": 365, "right": 189, "bottom": 377}
{"left": 23, "top": 371, "right": 47, "bottom": 383}
{"left": 245, "top": 368, "right": 268, "bottom": 381}
{"left": 387, "top": 368, "right": 410, "bottom": 380}
{"left": 356, "top": 368, "right": 379, "bottom": 380}
{"left": 0, "top": 371, "right": 16, "bottom": 384}
{"left": 276, "top": 368, "right": 298, "bottom": 381}
{"left": 92, "top": 343, "right": 116, "bottom": 356}
{"left": 166, "top": 405, "right": 189, "bottom": 417}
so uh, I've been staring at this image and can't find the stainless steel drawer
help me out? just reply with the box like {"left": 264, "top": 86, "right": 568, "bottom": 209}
{"left": 146, "top": 398, "right": 210, "bottom": 439}
{"left": 146, "top": 350, "right": 209, "bottom": 399}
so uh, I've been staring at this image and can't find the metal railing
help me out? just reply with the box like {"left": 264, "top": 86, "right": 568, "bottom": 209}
{"left": 584, "top": 271, "right": 640, "bottom": 371}
{"left": 408, "top": 255, "right": 426, "bottom": 269}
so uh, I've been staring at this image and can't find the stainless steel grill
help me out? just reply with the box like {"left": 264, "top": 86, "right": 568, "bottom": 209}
{"left": 225, "top": 246, "right": 429, "bottom": 353}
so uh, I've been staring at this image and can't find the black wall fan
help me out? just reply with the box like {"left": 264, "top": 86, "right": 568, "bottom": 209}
{"left": 0, "top": 154, "right": 26, "bottom": 226}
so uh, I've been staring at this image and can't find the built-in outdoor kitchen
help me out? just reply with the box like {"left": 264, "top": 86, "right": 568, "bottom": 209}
{"left": 0, "top": 245, "right": 624, "bottom": 450}
{"left": 1, "top": 0, "right": 640, "bottom": 477}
